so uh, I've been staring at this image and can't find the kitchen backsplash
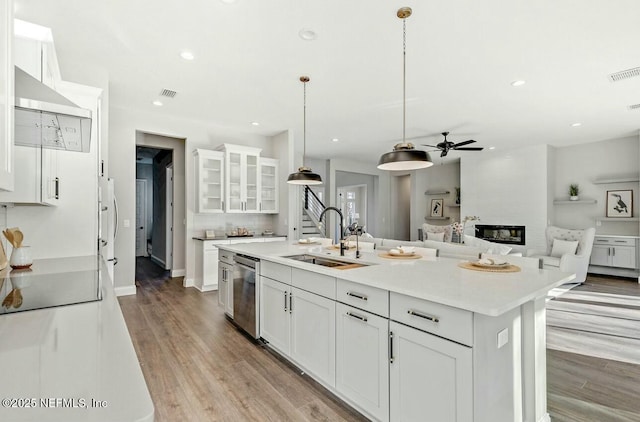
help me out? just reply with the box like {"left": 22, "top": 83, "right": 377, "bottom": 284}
{"left": 193, "top": 213, "right": 279, "bottom": 237}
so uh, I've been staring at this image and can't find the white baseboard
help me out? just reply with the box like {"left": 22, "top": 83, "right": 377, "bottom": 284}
{"left": 114, "top": 285, "right": 137, "bottom": 296}
{"left": 171, "top": 268, "right": 185, "bottom": 277}
{"left": 194, "top": 283, "right": 218, "bottom": 292}
{"left": 183, "top": 278, "right": 194, "bottom": 288}
{"left": 150, "top": 254, "right": 165, "bottom": 267}
{"left": 539, "top": 413, "right": 551, "bottom": 422}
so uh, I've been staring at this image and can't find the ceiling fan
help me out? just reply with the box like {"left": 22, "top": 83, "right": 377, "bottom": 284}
{"left": 422, "top": 132, "right": 484, "bottom": 157}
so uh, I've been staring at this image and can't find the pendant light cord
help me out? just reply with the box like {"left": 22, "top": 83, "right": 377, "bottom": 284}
{"left": 303, "top": 80, "right": 307, "bottom": 167}
{"left": 402, "top": 16, "right": 407, "bottom": 144}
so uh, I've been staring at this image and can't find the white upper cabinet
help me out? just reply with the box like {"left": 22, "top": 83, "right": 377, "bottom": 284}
{"left": 217, "top": 144, "right": 261, "bottom": 213}
{"left": 13, "top": 21, "right": 61, "bottom": 90}
{"left": 0, "top": 0, "right": 14, "bottom": 191}
{"left": 193, "top": 149, "right": 224, "bottom": 213}
{"left": 259, "top": 157, "right": 279, "bottom": 213}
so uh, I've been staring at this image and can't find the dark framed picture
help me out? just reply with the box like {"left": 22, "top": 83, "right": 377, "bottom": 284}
{"left": 606, "top": 190, "right": 633, "bottom": 218}
{"left": 430, "top": 198, "right": 443, "bottom": 217}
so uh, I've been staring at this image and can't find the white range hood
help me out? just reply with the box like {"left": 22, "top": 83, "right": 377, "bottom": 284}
{"left": 14, "top": 66, "right": 92, "bottom": 153}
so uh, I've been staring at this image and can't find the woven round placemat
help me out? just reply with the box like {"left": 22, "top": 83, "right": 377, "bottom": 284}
{"left": 378, "top": 252, "right": 422, "bottom": 260}
{"left": 458, "top": 262, "right": 521, "bottom": 272}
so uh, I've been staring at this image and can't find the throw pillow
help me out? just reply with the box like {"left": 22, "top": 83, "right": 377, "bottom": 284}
{"left": 550, "top": 239, "right": 579, "bottom": 258}
{"left": 427, "top": 231, "right": 445, "bottom": 242}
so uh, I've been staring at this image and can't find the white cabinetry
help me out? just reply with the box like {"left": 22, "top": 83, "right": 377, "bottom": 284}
{"left": 0, "top": 0, "right": 13, "bottom": 191}
{"left": 0, "top": 145, "right": 58, "bottom": 205}
{"left": 389, "top": 320, "right": 473, "bottom": 422}
{"left": 217, "top": 144, "right": 261, "bottom": 213}
{"left": 259, "top": 157, "right": 278, "bottom": 213}
{"left": 336, "top": 302, "right": 389, "bottom": 422}
{"left": 260, "top": 276, "right": 291, "bottom": 353}
{"left": 194, "top": 240, "right": 230, "bottom": 292}
{"left": 218, "top": 248, "right": 234, "bottom": 317}
{"left": 590, "top": 236, "right": 637, "bottom": 269}
{"left": 193, "top": 149, "right": 224, "bottom": 213}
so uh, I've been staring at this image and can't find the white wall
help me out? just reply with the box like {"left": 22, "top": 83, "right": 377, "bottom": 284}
{"left": 461, "top": 144, "right": 551, "bottom": 252}
{"left": 109, "top": 105, "right": 283, "bottom": 291}
{"left": 553, "top": 135, "right": 639, "bottom": 236}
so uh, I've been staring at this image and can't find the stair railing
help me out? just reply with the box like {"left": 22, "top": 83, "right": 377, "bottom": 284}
{"left": 303, "top": 186, "right": 326, "bottom": 237}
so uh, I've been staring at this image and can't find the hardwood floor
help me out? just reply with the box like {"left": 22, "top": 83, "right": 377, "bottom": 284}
{"left": 122, "top": 263, "right": 640, "bottom": 421}
{"left": 120, "top": 258, "right": 367, "bottom": 422}
{"left": 547, "top": 274, "right": 640, "bottom": 422}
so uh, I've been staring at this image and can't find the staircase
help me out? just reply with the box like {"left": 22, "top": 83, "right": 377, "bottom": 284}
{"left": 301, "top": 186, "right": 326, "bottom": 237}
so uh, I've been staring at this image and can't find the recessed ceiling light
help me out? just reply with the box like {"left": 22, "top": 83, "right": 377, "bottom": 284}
{"left": 180, "top": 51, "right": 195, "bottom": 60}
{"left": 251, "top": 122, "right": 260, "bottom": 126}
{"left": 571, "top": 122, "right": 582, "bottom": 127}
{"left": 488, "top": 146, "right": 496, "bottom": 150}
{"left": 332, "top": 138, "right": 339, "bottom": 142}
{"left": 298, "top": 29, "right": 317, "bottom": 41}
{"left": 152, "top": 100, "right": 163, "bottom": 106}
{"left": 511, "top": 80, "right": 526, "bottom": 87}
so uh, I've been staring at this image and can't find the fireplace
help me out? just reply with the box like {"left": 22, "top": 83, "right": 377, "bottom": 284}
{"left": 474, "top": 225, "right": 526, "bottom": 245}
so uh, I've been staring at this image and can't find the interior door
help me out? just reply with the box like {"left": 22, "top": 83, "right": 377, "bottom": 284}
{"left": 165, "top": 165, "right": 173, "bottom": 270}
{"left": 135, "top": 179, "right": 147, "bottom": 257}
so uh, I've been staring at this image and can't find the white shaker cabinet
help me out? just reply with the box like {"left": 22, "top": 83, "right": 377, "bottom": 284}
{"left": 217, "top": 144, "right": 261, "bottom": 213}
{"left": 389, "top": 320, "right": 473, "bottom": 422}
{"left": 259, "top": 276, "right": 291, "bottom": 354}
{"left": 0, "top": 145, "right": 58, "bottom": 205}
{"left": 259, "top": 157, "right": 279, "bottom": 213}
{"left": 193, "top": 149, "right": 224, "bottom": 213}
{"left": 336, "top": 303, "right": 389, "bottom": 422}
{"left": 0, "top": 0, "right": 13, "bottom": 191}
{"left": 590, "top": 236, "right": 637, "bottom": 269}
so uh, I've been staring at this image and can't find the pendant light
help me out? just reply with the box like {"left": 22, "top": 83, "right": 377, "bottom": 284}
{"left": 287, "top": 76, "right": 323, "bottom": 185}
{"left": 377, "top": 7, "right": 433, "bottom": 171}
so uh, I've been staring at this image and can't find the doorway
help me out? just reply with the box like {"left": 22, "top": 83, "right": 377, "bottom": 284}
{"left": 337, "top": 184, "right": 368, "bottom": 231}
{"left": 136, "top": 146, "right": 174, "bottom": 277}
{"left": 392, "top": 174, "right": 411, "bottom": 240}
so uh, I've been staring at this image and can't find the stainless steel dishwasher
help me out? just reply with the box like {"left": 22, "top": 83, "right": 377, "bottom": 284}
{"left": 232, "top": 254, "right": 260, "bottom": 339}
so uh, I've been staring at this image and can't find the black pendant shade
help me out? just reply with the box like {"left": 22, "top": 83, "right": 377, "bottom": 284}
{"left": 287, "top": 166, "right": 322, "bottom": 185}
{"left": 377, "top": 145, "right": 433, "bottom": 171}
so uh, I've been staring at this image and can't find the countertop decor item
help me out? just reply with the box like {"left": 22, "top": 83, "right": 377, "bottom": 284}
{"left": 458, "top": 262, "right": 520, "bottom": 272}
{"left": 378, "top": 252, "right": 421, "bottom": 260}
{"left": 10, "top": 246, "right": 33, "bottom": 269}
{"left": 377, "top": 7, "right": 433, "bottom": 171}
{"left": 287, "top": 76, "right": 323, "bottom": 185}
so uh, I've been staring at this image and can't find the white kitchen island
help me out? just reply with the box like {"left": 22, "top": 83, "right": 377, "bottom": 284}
{"left": 0, "top": 257, "right": 154, "bottom": 422}
{"left": 219, "top": 241, "right": 575, "bottom": 422}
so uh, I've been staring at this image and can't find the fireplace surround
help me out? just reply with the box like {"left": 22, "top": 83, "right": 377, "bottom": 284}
{"left": 474, "top": 225, "right": 526, "bottom": 245}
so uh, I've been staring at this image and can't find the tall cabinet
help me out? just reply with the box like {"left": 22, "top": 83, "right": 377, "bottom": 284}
{"left": 260, "top": 157, "right": 279, "bottom": 213}
{"left": 193, "top": 149, "right": 224, "bottom": 213}
{"left": 0, "top": 0, "right": 13, "bottom": 191}
{"left": 217, "top": 144, "right": 261, "bottom": 213}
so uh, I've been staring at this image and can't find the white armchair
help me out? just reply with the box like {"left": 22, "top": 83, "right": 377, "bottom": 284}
{"left": 526, "top": 226, "right": 596, "bottom": 284}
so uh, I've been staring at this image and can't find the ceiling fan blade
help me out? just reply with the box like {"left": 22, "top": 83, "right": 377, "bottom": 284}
{"left": 440, "top": 150, "right": 448, "bottom": 157}
{"left": 454, "top": 147, "right": 484, "bottom": 151}
{"left": 452, "top": 140, "right": 475, "bottom": 148}
{"left": 421, "top": 144, "right": 439, "bottom": 148}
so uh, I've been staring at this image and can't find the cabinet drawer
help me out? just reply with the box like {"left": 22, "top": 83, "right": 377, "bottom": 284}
{"left": 219, "top": 249, "right": 234, "bottom": 265}
{"left": 261, "top": 261, "right": 292, "bottom": 284}
{"left": 390, "top": 293, "right": 473, "bottom": 346}
{"left": 337, "top": 279, "right": 389, "bottom": 318}
{"left": 292, "top": 268, "right": 336, "bottom": 299}
{"left": 595, "top": 237, "right": 636, "bottom": 246}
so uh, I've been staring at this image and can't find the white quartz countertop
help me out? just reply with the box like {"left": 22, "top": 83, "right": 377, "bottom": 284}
{"left": 222, "top": 242, "right": 576, "bottom": 316}
{"left": 0, "top": 258, "right": 154, "bottom": 422}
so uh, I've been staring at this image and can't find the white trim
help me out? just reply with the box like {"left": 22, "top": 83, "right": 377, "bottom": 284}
{"left": 166, "top": 165, "right": 173, "bottom": 270}
{"left": 194, "top": 283, "right": 218, "bottom": 292}
{"left": 183, "top": 277, "right": 194, "bottom": 287}
{"left": 150, "top": 254, "right": 165, "bottom": 267}
{"left": 172, "top": 268, "right": 185, "bottom": 277}
{"left": 538, "top": 413, "right": 551, "bottom": 422}
{"left": 114, "top": 285, "right": 137, "bottom": 296}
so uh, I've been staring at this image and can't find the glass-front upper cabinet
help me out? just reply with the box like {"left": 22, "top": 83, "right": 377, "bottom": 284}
{"left": 259, "top": 157, "right": 278, "bottom": 213}
{"left": 217, "top": 144, "right": 261, "bottom": 213}
{"left": 193, "top": 149, "right": 224, "bottom": 213}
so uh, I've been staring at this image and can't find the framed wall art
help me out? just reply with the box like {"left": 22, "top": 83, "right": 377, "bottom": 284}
{"left": 606, "top": 190, "right": 633, "bottom": 218}
{"left": 430, "top": 198, "right": 443, "bottom": 217}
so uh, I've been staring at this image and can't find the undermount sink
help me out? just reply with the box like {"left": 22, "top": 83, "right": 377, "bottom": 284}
{"left": 284, "top": 254, "right": 369, "bottom": 270}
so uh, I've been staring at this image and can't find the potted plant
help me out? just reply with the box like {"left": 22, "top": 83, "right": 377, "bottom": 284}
{"left": 569, "top": 184, "right": 579, "bottom": 201}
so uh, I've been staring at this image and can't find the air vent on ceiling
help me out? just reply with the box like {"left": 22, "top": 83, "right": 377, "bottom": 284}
{"left": 608, "top": 67, "right": 640, "bottom": 82}
{"left": 159, "top": 89, "right": 177, "bottom": 98}
{"left": 629, "top": 103, "right": 640, "bottom": 110}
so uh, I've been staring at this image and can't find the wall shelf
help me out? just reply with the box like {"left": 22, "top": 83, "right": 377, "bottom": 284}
{"left": 424, "top": 216, "right": 450, "bottom": 220}
{"left": 596, "top": 217, "right": 639, "bottom": 222}
{"left": 447, "top": 204, "right": 461, "bottom": 208}
{"left": 593, "top": 175, "right": 640, "bottom": 184}
{"left": 425, "top": 189, "right": 450, "bottom": 195}
{"left": 553, "top": 199, "right": 597, "bottom": 205}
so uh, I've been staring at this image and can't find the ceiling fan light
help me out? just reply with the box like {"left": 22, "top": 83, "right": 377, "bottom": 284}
{"left": 377, "top": 149, "right": 433, "bottom": 171}
{"left": 287, "top": 167, "right": 323, "bottom": 185}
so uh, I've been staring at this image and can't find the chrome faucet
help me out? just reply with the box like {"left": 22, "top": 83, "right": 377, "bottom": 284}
{"left": 319, "top": 206, "right": 346, "bottom": 256}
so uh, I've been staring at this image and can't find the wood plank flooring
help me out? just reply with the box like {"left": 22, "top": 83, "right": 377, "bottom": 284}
{"left": 120, "top": 258, "right": 367, "bottom": 422}
{"left": 547, "top": 274, "right": 640, "bottom": 421}
{"left": 124, "top": 259, "right": 640, "bottom": 421}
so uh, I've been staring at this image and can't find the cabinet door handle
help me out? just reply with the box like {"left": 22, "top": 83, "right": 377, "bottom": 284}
{"left": 346, "top": 311, "right": 367, "bottom": 322}
{"left": 407, "top": 309, "right": 440, "bottom": 323}
{"left": 222, "top": 201, "right": 225, "bottom": 211}
{"left": 259, "top": 203, "right": 262, "bottom": 212}
{"left": 289, "top": 292, "right": 293, "bottom": 313}
{"left": 54, "top": 177, "right": 60, "bottom": 199}
{"left": 284, "top": 291, "right": 288, "bottom": 312}
{"left": 612, "top": 248, "right": 616, "bottom": 257}
{"left": 608, "top": 248, "right": 611, "bottom": 256}
{"left": 346, "top": 291, "right": 368, "bottom": 301}
{"left": 389, "top": 331, "right": 394, "bottom": 364}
